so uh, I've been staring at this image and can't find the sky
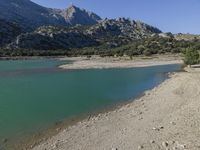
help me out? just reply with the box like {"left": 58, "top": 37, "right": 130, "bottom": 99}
{"left": 31, "top": 0, "right": 200, "bottom": 34}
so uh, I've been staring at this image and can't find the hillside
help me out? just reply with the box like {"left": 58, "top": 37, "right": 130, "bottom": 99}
{"left": 0, "top": 19, "right": 22, "bottom": 47}
{"left": 1, "top": 1, "right": 199, "bottom": 57}
{"left": 6, "top": 18, "right": 162, "bottom": 50}
{"left": 174, "top": 33, "right": 200, "bottom": 41}
{"left": 0, "top": 0, "right": 101, "bottom": 31}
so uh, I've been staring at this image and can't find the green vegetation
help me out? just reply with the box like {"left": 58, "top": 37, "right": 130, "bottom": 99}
{"left": 1, "top": 35, "right": 200, "bottom": 61}
{"left": 68, "top": 35, "right": 200, "bottom": 57}
{"left": 184, "top": 47, "right": 200, "bottom": 65}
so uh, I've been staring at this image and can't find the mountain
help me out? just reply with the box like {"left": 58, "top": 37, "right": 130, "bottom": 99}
{"left": 86, "top": 18, "right": 161, "bottom": 41}
{"left": 0, "top": 0, "right": 101, "bottom": 31}
{"left": 0, "top": 19, "right": 22, "bottom": 47}
{"left": 60, "top": 5, "right": 102, "bottom": 26}
{"left": 0, "top": 0, "right": 163, "bottom": 52}
{"left": 8, "top": 26, "right": 98, "bottom": 50}
{"left": 8, "top": 18, "right": 162, "bottom": 50}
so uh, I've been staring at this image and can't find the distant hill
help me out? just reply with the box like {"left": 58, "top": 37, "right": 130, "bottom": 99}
{"left": 174, "top": 33, "right": 200, "bottom": 41}
{"left": 7, "top": 18, "right": 162, "bottom": 50}
{"left": 0, "top": 0, "right": 101, "bottom": 31}
{"left": 0, "top": 0, "right": 165, "bottom": 54}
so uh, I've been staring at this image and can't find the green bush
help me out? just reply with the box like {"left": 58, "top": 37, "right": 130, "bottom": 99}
{"left": 184, "top": 48, "right": 199, "bottom": 65}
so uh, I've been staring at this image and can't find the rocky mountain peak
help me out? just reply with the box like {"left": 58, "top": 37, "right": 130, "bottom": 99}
{"left": 61, "top": 5, "right": 102, "bottom": 25}
{"left": 0, "top": 0, "right": 101, "bottom": 31}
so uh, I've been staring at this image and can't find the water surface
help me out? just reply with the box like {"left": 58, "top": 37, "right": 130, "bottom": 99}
{"left": 0, "top": 59, "right": 181, "bottom": 148}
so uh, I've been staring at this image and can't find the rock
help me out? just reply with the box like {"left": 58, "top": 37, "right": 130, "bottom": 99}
{"left": 152, "top": 127, "right": 157, "bottom": 130}
{"left": 53, "top": 144, "right": 58, "bottom": 149}
{"left": 169, "top": 140, "right": 176, "bottom": 145}
{"left": 2, "top": 138, "right": 8, "bottom": 143}
{"left": 138, "top": 145, "right": 144, "bottom": 149}
{"left": 52, "top": 142, "right": 59, "bottom": 149}
{"left": 56, "top": 127, "right": 61, "bottom": 131}
{"left": 162, "top": 141, "right": 169, "bottom": 147}
{"left": 150, "top": 140, "right": 155, "bottom": 144}
{"left": 177, "top": 143, "right": 186, "bottom": 149}
{"left": 170, "top": 121, "right": 176, "bottom": 125}
{"left": 159, "top": 126, "right": 164, "bottom": 129}
{"left": 111, "top": 148, "right": 118, "bottom": 150}
{"left": 152, "top": 127, "right": 160, "bottom": 131}
{"left": 138, "top": 117, "right": 143, "bottom": 120}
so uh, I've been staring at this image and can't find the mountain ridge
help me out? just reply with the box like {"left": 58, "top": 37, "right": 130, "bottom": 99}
{"left": 0, "top": 0, "right": 102, "bottom": 31}
{"left": 7, "top": 18, "right": 162, "bottom": 50}
{"left": 0, "top": 0, "right": 164, "bottom": 52}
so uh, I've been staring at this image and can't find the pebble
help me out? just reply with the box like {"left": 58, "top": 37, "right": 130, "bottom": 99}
{"left": 138, "top": 145, "right": 144, "bottom": 149}
{"left": 152, "top": 126, "right": 164, "bottom": 131}
{"left": 159, "top": 126, "right": 164, "bottom": 129}
{"left": 53, "top": 143, "right": 58, "bottom": 149}
{"left": 168, "top": 140, "right": 176, "bottom": 145}
{"left": 138, "top": 117, "right": 143, "bottom": 120}
{"left": 2, "top": 138, "right": 8, "bottom": 143}
{"left": 177, "top": 143, "right": 186, "bottom": 149}
{"left": 170, "top": 121, "right": 176, "bottom": 125}
{"left": 56, "top": 127, "right": 61, "bottom": 131}
{"left": 150, "top": 140, "right": 155, "bottom": 144}
{"left": 162, "top": 141, "right": 169, "bottom": 147}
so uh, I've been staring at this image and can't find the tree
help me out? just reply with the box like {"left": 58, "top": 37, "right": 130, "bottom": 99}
{"left": 184, "top": 47, "right": 199, "bottom": 65}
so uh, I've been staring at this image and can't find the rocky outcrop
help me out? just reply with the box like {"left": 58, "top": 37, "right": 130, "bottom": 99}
{"left": 8, "top": 26, "right": 98, "bottom": 50}
{"left": 87, "top": 18, "right": 161, "bottom": 40}
{"left": 61, "top": 5, "right": 102, "bottom": 26}
{"left": 7, "top": 17, "right": 162, "bottom": 50}
{"left": 7, "top": 17, "right": 163, "bottom": 50}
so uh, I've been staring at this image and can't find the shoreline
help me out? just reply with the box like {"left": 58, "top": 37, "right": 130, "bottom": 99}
{"left": 59, "top": 54, "right": 183, "bottom": 70}
{"left": 2, "top": 55, "right": 185, "bottom": 150}
{"left": 31, "top": 67, "right": 200, "bottom": 150}
{"left": 1, "top": 55, "right": 186, "bottom": 150}
{"left": 5, "top": 69, "right": 176, "bottom": 150}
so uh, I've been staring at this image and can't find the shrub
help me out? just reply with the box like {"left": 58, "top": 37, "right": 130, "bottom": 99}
{"left": 184, "top": 48, "right": 199, "bottom": 65}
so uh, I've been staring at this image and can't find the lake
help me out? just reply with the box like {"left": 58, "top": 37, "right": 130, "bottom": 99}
{"left": 0, "top": 59, "right": 181, "bottom": 149}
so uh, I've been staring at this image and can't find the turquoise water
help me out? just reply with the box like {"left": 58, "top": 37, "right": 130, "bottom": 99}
{"left": 0, "top": 59, "right": 181, "bottom": 147}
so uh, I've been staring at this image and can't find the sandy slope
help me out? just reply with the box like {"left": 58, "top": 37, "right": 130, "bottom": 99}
{"left": 59, "top": 55, "right": 182, "bottom": 69}
{"left": 32, "top": 67, "right": 200, "bottom": 150}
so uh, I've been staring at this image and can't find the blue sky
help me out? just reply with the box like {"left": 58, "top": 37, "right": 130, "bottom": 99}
{"left": 31, "top": 0, "right": 200, "bottom": 34}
